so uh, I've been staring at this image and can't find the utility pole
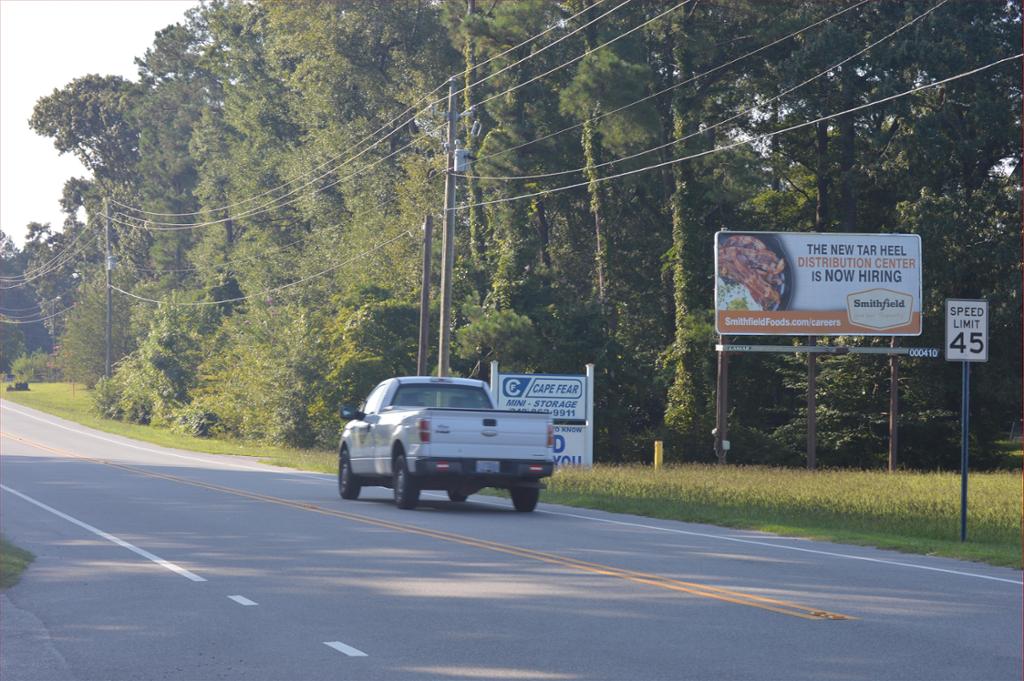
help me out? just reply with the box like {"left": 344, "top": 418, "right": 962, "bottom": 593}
{"left": 104, "top": 199, "right": 112, "bottom": 378}
{"left": 437, "top": 77, "right": 458, "bottom": 377}
{"left": 417, "top": 214, "right": 433, "bottom": 376}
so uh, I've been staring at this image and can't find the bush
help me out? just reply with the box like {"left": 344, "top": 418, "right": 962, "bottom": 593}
{"left": 10, "top": 351, "right": 50, "bottom": 383}
{"left": 171, "top": 403, "right": 219, "bottom": 438}
{"left": 92, "top": 376, "right": 123, "bottom": 419}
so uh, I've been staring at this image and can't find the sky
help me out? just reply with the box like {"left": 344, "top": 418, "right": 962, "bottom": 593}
{"left": 1, "top": 0, "right": 198, "bottom": 248}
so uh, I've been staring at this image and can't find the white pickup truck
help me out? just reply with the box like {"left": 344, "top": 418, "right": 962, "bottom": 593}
{"left": 338, "top": 376, "right": 554, "bottom": 511}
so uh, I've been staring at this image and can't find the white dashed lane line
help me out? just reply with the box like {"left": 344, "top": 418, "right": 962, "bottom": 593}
{"left": 324, "top": 641, "right": 368, "bottom": 657}
{"left": 228, "top": 595, "right": 258, "bottom": 606}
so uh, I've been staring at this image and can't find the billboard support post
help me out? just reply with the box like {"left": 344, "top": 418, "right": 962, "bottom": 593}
{"left": 714, "top": 336, "right": 729, "bottom": 464}
{"left": 807, "top": 336, "right": 817, "bottom": 471}
{"left": 889, "top": 336, "right": 899, "bottom": 472}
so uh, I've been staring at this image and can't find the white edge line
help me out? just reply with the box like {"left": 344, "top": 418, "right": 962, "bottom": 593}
{"left": 0, "top": 483, "right": 206, "bottom": 582}
{"left": 228, "top": 595, "right": 258, "bottom": 606}
{"left": 418, "top": 491, "right": 1023, "bottom": 586}
{"left": 1, "top": 402, "right": 317, "bottom": 476}
{"left": 324, "top": 641, "right": 368, "bottom": 657}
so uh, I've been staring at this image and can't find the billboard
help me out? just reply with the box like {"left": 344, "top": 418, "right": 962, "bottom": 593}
{"left": 715, "top": 232, "right": 922, "bottom": 336}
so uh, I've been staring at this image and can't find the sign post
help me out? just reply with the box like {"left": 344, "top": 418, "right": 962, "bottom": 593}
{"left": 944, "top": 299, "right": 988, "bottom": 542}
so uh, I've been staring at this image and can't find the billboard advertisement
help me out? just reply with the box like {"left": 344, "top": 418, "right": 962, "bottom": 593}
{"left": 715, "top": 231, "right": 922, "bottom": 336}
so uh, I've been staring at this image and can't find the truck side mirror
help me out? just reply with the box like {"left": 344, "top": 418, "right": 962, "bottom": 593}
{"left": 340, "top": 405, "right": 365, "bottom": 421}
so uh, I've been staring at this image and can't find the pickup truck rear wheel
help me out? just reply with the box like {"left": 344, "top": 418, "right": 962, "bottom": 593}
{"left": 447, "top": 491, "right": 468, "bottom": 503}
{"left": 393, "top": 455, "right": 420, "bottom": 510}
{"left": 510, "top": 486, "right": 539, "bottom": 512}
{"left": 338, "top": 449, "right": 361, "bottom": 500}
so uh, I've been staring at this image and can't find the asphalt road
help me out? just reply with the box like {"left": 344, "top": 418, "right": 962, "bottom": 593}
{"left": 1, "top": 400, "right": 1020, "bottom": 681}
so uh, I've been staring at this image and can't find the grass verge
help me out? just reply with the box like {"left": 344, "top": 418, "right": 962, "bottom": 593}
{"left": 1, "top": 383, "right": 337, "bottom": 473}
{"left": 5, "top": 384, "right": 1020, "bottom": 568}
{"left": 0, "top": 537, "right": 34, "bottom": 589}
{"left": 542, "top": 465, "right": 1022, "bottom": 568}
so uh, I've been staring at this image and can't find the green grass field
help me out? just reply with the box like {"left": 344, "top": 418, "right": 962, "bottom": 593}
{"left": 4, "top": 383, "right": 1021, "bottom": 568}
{"left": 542, "top": 464, "right": 1022, "bottom": 567}
{"left": 0, "top": 537, "right": 34, "bottom": 589}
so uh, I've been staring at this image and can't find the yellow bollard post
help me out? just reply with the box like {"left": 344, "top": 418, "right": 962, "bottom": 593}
{"left": 654, "top": 440, "right": 663, "bottom": 470}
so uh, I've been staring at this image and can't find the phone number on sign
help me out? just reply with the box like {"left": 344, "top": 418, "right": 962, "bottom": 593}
{"left": 506, "top": 406, "right": 580, "bottom": 418}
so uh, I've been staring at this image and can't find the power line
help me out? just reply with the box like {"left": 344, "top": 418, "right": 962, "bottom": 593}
{"left": 456, "top": 54, "right": 1021, "bottom": 211}
{"left": 110, "top": 130, "right": 438, "bottom": 230}
{"left": 463, "top": 0, "right": 634, "bottom": 96}
{"left": 111, "top": 230, "right": 417, "bottom": 307}
{"left": 0, "top": 222, "right": 97, "bottom": 283}
{"left": 0, "top": 303, "right": 48, "bottom": 313}
{"left": 0, "top": 234, "right": 100, "bottom": 290}
{"left": 121, "top": 178, "right": 435, "bottom": 274}
{"left": 109, "top": 0, "right": 621, "bottom": 222}
{"left": 0, "top": 302, "right": 77, "bottom": 325}
{"left": 474, "top": 0, "right": 870, "bottom": 164}
{"left": 464, "top": 0, "right": 948, "bottom": 183}
{"left": 110, "top": 0, "right": 647, "bottom": 231}
{"left": 473, "top": 0, "right": 693, "bottom": 111}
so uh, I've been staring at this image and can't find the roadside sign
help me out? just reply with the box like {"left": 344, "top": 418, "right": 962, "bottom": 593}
{"left": 715, "top": 231, "right": 922, "bottom": 336}
{"left": 944, "top": 298, "right": 988, "bottom": 542}
{"left": 945, "top": 299, "right": 988, "bottom": 362}
{"left": 491, "top": 363, "right": 595, "bottom": 468}
{"left": 495, "top": 373, "right": 587, "bottom": 420}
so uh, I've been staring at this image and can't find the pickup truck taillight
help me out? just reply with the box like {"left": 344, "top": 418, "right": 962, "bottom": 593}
{"left": 547, "top": 423, "right": 554, "bottom": 448}
{"left": 418, "top": 418, "right": 430, "bottom": 443}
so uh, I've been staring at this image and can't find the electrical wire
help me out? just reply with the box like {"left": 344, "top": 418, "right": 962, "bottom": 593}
{"left": 121, "top": 176, "right": 435, "bottom": 274}
{"left": 111, "top": 0, "right": 657, "bottom": 230}
{"left": 0, "top": 303, "right": 47, "bottom": 313}
{"left": 456, "top": 53, "right": 1021, "bottom": 211}
{"left": 110, "top": 125, "right": 438, "bottom": 230}
{"left": 0, "top": 302, "right": 78, "bottom": 325}
{"left": 474, "top": 0, "right": 870, "bottom": 164}
{"left": 109, "top": 0, "right": 622, "bottom": 222}
{"left": 0, "top": 221, "right": 97, "bottom": 283}
{"left": 0, "top": 234, "right": 101, "bottom": 290}
{"left": 473, "top": 0, "right": 693, "bottom": 111}
{"left": 463, "top": 0, "right": 634, "bottom": 96}
{"left": 111, "top": 230, "right": 417, "bottom": 307}
{"left": 463, "top": 0, "right": 948, "bottom": 182}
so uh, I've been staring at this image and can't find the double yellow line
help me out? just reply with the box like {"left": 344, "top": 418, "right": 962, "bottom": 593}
{"left": 2, "top": 430, "right": 853, "bottom": 621}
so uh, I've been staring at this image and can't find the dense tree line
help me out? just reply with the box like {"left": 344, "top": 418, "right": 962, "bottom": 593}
{"left": 2, "top": 0, "right": 1019, "bottom": 468}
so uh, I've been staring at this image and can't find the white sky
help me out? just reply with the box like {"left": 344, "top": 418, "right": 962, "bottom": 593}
{"left": 1, "top": 0, "right": 198, "bottom": 248}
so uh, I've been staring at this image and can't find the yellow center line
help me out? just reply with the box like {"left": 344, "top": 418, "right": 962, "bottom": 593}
{"left": 1, "top": 431, "right": 854, "bottom": 621}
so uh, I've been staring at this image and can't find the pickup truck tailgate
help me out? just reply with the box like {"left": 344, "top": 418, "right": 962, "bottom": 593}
{"left": 425, "top": 409, "right": 549, "bottom": 459}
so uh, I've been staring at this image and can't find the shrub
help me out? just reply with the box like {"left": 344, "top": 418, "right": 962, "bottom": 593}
{"left": 10, "top": 351, "right": 50, "bottom": 383}
{"left": 171, "top": 403, "right": 219, "bottom": 438}
{"left": 92, "top": 376, "right": 123, "bottom": 419}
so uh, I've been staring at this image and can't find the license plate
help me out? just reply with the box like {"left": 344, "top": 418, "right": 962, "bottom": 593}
{"left": 476, "top": 460, "right": 500, "bottom": 474}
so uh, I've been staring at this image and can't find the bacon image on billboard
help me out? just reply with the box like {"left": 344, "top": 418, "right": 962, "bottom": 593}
{"left": 718, "top": 235, "right": 786, "bottom": 310}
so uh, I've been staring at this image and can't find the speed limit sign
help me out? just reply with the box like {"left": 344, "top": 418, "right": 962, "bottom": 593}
{"left": 945, "top": 299, "right": 988, "bottom": 362}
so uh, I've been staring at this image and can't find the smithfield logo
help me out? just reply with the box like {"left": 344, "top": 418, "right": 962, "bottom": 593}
{"left": 502, "top": 377, "right": 532, "bottom": 398}
{"left": 847, "top": 289, "right": 913, "bottom": 329}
